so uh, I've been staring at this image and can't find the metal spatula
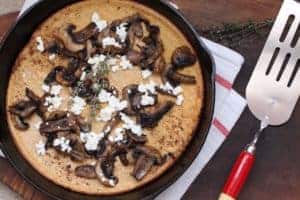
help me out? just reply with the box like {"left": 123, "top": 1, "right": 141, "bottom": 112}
{"left": 219, "top": 0, "right": 300, "bottom": 199}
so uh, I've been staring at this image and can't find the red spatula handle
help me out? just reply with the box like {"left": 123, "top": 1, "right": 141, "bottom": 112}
{"left": 218, "top": 151, "right": 255, "bottom": 200}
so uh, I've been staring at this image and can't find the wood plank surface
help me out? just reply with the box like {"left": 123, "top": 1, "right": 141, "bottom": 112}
{"left": 2, "top": 0, "right": 296, "bottom": 200}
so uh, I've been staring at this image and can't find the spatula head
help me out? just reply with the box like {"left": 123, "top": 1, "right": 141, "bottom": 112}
{"left": 246, "top": 0, "right": 300, "bottom": 126}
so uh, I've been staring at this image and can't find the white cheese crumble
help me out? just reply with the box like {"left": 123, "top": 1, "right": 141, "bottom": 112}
{"left": 80, "top": 132, "right": 104, "bottom": 151}
{"left": 48, "top": 54, "right": 56, "bottom": 61}
{"left": 35, "top": 140, "right": 46, "bottom": 156}
{"left": 138, "top": 81, "right": 157, "bottom": 94}
{"left": 102, "top": 37, "right": 121, "bottom": 48}
{"left": 50, "top": 85, "right": 62, "bottom": 96}
{"left": 88, "top": 54, "right": 107, "bottom": 76}
{"left": 141, "top": 69, "right": 153, "bottom": 79}
{"left": 120, "top": 113, "right": 143, "bottom": 136}
{"left": 111, "top": 65, "right": 120, "bottom": 72}
{"left": 119, "top": 56, "right": 133, "bottom": 70}
{"left": 116, "top": 23, "right": 128, "bottom": 43}
{"left": 53, "top": 137, "right": 72, "bottom": 153}
{"left": 42, "top": 84, "right": 50, "bottom": 93}
{"left": 97, "top": 89, "right": 128, "bottom": 122}
{"left": 70, "top": 96, "right": 86, "bottom": 115}
{"left": 98, "top": 89, "right": 113, "bottom": 103}
{"left": 98, "top": 106, "right": 115, "bottom": 122}
{"left": 176, "top": 94, "right": 184, "bottom": 106}
{"left": 44, "top": 95, "right": 63, "bottom": 112}
{"left": 160, "top": 82, "right": 185, "bottom": 106}
{"left": 36, "top": 36, "right": 45, "bottom": 52}
{"left": 108, "top": 128, "right": 125, "bottom": 142}
{"left": 80, "top": 71, "right": 87, "bottom": 81}
{"left": 91, "top": 12, "right": 107, "bottom": 31}
{"left": 140, "top": 94, "right": 155, "bottom": 106}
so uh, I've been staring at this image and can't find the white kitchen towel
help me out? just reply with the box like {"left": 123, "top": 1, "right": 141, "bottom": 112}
{"left": 0, "top": 0, "right": 247, "bottom": 199}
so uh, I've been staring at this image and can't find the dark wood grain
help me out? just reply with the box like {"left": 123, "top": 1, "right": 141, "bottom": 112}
{"left": 2, "top": 1, "right": 298, "bottom": 200}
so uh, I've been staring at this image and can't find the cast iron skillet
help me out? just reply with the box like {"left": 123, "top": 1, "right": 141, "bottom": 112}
{"left": 0, "top": 0, "right": 215, "bottom": 199}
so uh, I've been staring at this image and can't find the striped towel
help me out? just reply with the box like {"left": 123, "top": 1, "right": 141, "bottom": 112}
{"left": 0, "top": 1, "right": 247, "bottom": 199}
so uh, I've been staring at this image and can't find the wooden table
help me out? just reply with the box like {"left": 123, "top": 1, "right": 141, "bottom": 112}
{"left": 2, "top": 1, "right": 300, "bottom": 199}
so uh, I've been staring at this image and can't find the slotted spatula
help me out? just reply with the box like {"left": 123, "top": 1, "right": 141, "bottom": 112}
{"left": 219, "top": 0, "right": 300, "bottom": 199}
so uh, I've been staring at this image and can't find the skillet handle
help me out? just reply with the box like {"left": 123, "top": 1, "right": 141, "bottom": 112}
{"left": 218, "top": 150, "right": 255, "bottom": 200}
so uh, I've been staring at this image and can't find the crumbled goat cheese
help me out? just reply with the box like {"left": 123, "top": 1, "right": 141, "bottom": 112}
{"left": 98, "top": 89, "right": 113, "bottom": 103}
{"left": 98, "top": 171, "right": 117, "bottom": 186}
{"left": 91, "top": 12, "right": 107, "bottom": 31}
{"left": 53, "top": 137, "right": 72, "bottom": 153}
{"left": 97, "top": 93, "right": 128, "bottom": 122}
{"left": 50, "top": 85, "right": 62, "bottom": 96}
{"left": 48, "top": 54, "right": 56, "bottom": 60}
{"left": 159, "top": 82, "right": 183, "bottom": 96}
{"left": 80, "top": 71, "right": 87, "bottom": 81}
{"left": 36, "top": 36, "right": 45, "bottom": 52}
{"left": 120, "top": 113, "right": 143, "bottom": 136}
{"left": 102, "top": 37, "right": 121, "bottom": 48}
{"left": 97, "top": 106, "right": 115, "bottom": 122}
{"left": 141, "top": 94, "right": 155, "bottom": 106}
{"left": 35, "top": 140, "right": 46, "bottom": 156}
{"left": 107, "top": 58, "right": 118, "bottom": 66}
{"left": 160, "top": 82, "right": 184, "bottom": 106}
{"left": 80, "top": 132, "right": 104, "bottom": 151}
{"left": 42, "top": 84, "right": 50, "bottom": 93}
{"left": 138, "top": 81, "right": 157, "bottom": 94}
{"left": 111, "top": 65, "right": 120, "bottom": 72}
{"left": 88, "top": 54, "right": 107, "bottom": 75}
{"left": 44, "top": 96, "right": 62, "bottom": 112}
{"left": 176, "top": 94, "right": 184, "bottom": 106}
{"left": 88, "top": 54, "right": 106, "bottom": 65}
{"left": 116, "top": 23, "right": 128, "bottom": 43}
{"left": 119, "top": 56, "right": 133, "bottom": 70}
{"left": 108, "top": 128, "right": 125, "bottom": 142}
{"left": 141, "top": 69, "right": 152, "bottom": 79}
{"left": 70, "top": 96, "right": 86, "bottom": 115}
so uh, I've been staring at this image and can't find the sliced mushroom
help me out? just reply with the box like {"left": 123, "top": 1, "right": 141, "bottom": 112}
{"left": 9, "top": 100, "right": 37, "bottom": 118}
{"left": 44, "top": 111, "right": 68, "bottom": 121}
{"left": 132, "top": 154, "right": 155, "bottom": 181}
{"left": 126, "top": 50, "right": 144, "bottom": 65}
{"left": 55, "top": 69, "right": 76, "bottom": 87}
{"left": 75, "top": 165, "right": 97, "bottom": 179}
{"left": 95, "top": 158, "right": 118, "bottom": 187}
{"left": 46, "top": 41, "right": 84, "bottom": 59}
{"left": 134, "top": 145, "right": 163, "bottom": 164}
{"left": 122, "top": 84, "right": 140, "bottom": 115}
{"left": 40, "top": 115, "right": 79, "bottom": 134}
{"left": 76, "top": 115, "right": 91, "bottom": 133}
{"left": 153, "top": 56, "right": 166, "bottom": 73}
{"left": 138, "top": 101, "right": 174, "bottom": 128}
{"left": 44, "top": 66, "right": 64, "bottom": 85}
{"left": 67, "top": 23, "right": 98, "bottom": 44}
{"left": 171, "top": 46, "right": 196, "bottom": 68}
{"left": 25, "top": 88, "right": 41, "bottom": 104}
{"left": 162, "top": 64, "right": 196, "bottom": 85}
{"left": 54, "top": 24, "right": 85, "bottom": 52}
{"left": 126, "top": 130, "right": 147, "bottom": 144}
{"left": 10, "top": 114, "right": 29, "bottom": 130}
{"left": 86, "top": 39, "right": 97, "bottom": 59}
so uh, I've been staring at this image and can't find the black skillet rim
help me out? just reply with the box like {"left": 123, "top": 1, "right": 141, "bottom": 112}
{"left": 0, "top": 0, "right": 215, "bottom": 199}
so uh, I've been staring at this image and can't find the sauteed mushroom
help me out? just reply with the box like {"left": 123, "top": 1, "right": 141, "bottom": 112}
{"left": 75, "top": 165, "right": 97, "bottom": 179}
{"left": 95, "top": 158, "right": 118, "bottom": 187}
{"left": 126, "top": 130, "right": 147, "bottom": 144}
{"left": 10, "top": 114, "right": 29, "bottom": 130}
{"left": 40, "top": 115, "right": 79, "bottom": 134}
{"left": 67, "top": 23, "right": 98, "bottom": 44}
{"left": 9, "top": 100, "right": 37, "bottom": 118}
{"left": 132, "top": 154, "right": 154, "bottom": 181}
{"left": 122, "top": 84, "right": 140, "bottom": 115}
{"left": 138, "top": 101, "right": 174, "bottom": 128}
{"left": 162, "top": 64, "right": 196, "bottom": 85}
{"left": 171, "top": 46, "right": 196, "bottom": 68}
{"left": 54, "top": 24, "right": 85, "bottom": 52}
{"left": 126, "top": 50, "right": 143, "bottom": 65}
{"left": 46, "top": 41, "right": 84, "bottom": 59}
